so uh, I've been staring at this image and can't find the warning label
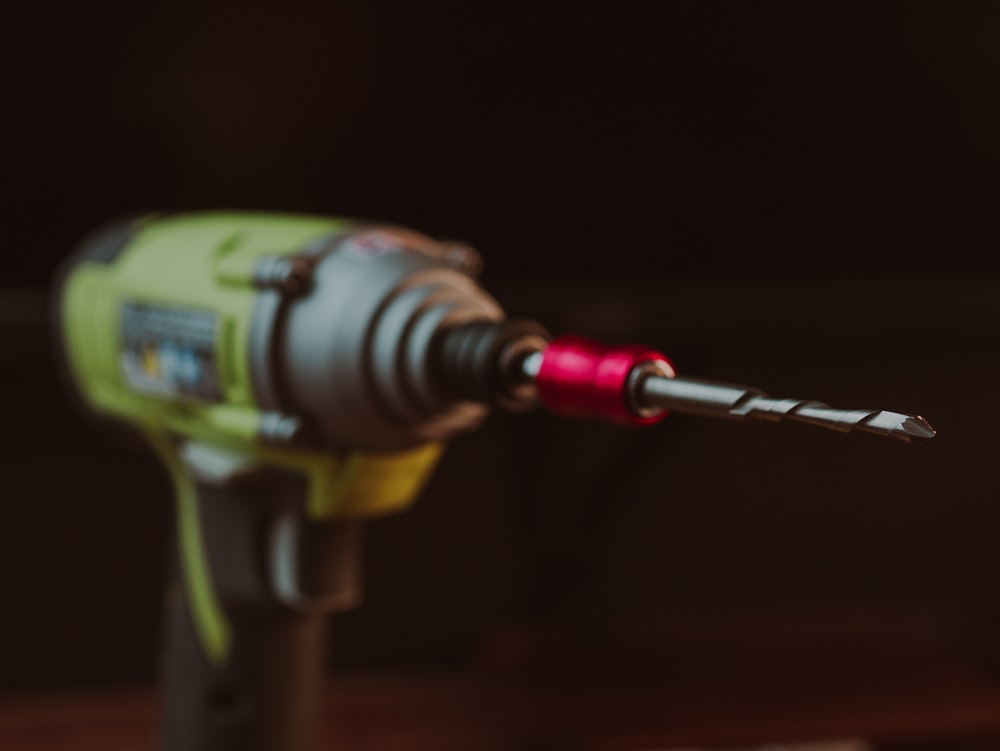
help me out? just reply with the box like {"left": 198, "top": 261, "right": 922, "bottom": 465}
{"left": 119, "top": 302, "right": 222, "bottom": 401}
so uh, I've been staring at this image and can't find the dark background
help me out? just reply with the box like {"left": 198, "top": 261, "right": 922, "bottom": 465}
{"left": 4, "top": 1, "right": 1000, "bottom": 741}
{"left": 7, "top": 1, "right": 1000, "bottom": 287}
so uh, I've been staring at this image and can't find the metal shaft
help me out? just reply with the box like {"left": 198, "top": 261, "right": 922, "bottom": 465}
{"left": 636, "top": 374, "right": 936, "bottom": 445}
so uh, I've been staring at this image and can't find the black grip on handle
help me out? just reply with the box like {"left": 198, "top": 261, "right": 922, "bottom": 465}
{"left": 159, "top": 573, "right": 327, "bottom": 751}
{"left": 158, "top": 471, "right": 362, "bottom": 751}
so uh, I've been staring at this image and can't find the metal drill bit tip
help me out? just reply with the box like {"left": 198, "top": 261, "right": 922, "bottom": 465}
{"left": 868, "top": 412, "right": 937, "bottom": 445}
{"left": 637, "top": 375, "right": 937, "bottom": 445}
{"left": 778, "top": 403, "right": 937, "bottom": 445}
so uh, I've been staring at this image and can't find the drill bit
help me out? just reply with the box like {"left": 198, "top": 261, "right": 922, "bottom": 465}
{"left": 515, "top": 336, "right": 934, "bottom": 444}
{"left": 636, "top": 375, "right": 936, "bottom": 445}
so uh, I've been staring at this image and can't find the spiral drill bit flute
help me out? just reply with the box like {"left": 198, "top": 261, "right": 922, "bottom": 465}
{"left": 55, "top": 213, "right": 935, "bottom": 751}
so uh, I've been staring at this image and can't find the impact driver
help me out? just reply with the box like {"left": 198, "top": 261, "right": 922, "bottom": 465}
{"left": 54, "top": 212, "right": 935, "bottom": 751}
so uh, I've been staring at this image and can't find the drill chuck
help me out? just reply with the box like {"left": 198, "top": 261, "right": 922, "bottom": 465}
{"left": 431, "top": 319, "right": 550, "bottom": 410}
{"left": 529, "top": 335, "right": 674, "bottom": 425}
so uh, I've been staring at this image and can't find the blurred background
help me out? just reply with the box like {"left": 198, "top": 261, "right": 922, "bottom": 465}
{"left": 4, "top": 2, "right": 1000, "bottom": 749}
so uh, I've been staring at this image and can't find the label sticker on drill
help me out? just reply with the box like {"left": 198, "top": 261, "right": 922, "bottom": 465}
{"left": 119, "top": 302, "right": 222, "bottom": 401}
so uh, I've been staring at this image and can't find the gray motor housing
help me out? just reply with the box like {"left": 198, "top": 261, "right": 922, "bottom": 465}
{"left": 253, "top": 226, "right": 504, "bottom": 451}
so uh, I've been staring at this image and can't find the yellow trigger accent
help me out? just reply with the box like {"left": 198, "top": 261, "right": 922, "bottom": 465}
{"left": 305, "top": 443, "right": 444, "bottom": 520}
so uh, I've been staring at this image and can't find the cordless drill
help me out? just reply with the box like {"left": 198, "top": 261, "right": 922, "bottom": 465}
{"left": 55, "top": 212, "right": 935, "bottom": 751}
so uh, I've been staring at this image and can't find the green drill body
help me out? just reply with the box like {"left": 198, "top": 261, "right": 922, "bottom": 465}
{"left": 60, "top": 212, "right": 446, "bottom": 519}
{"left": 56, "top": 212, "right": 503, "bottom": 751}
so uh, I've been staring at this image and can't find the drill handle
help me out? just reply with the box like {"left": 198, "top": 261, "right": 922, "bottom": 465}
{"left": 159, "top": 563, "right": 328, "bottom": 751}
{"left": 158, "top": 455, "right": 363, "bottom": 751}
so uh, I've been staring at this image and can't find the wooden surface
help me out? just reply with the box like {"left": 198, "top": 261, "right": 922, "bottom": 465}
{"left": 4, "top": 609, "right": 1000, "bottom": 750}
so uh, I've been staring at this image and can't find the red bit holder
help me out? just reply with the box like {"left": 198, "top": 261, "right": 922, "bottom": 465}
{"left": 534, "top": 335, "right": 675, "bottom": 425}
